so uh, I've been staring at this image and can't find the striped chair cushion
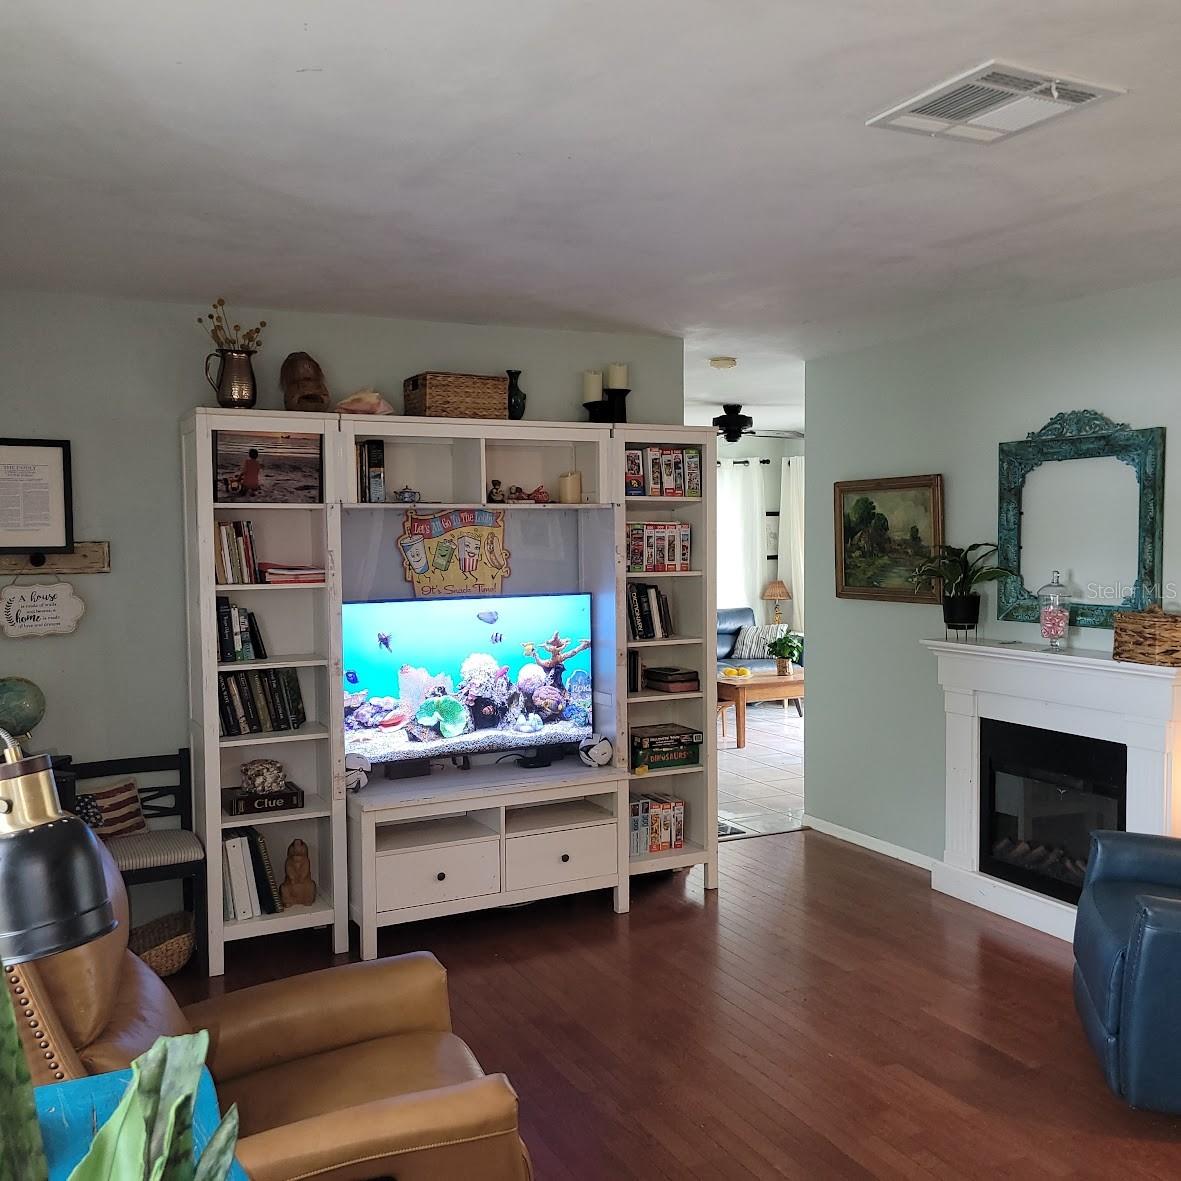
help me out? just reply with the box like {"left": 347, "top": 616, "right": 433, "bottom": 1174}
{"left": 104, "top": 829, "right": 205, "bottom": 873}
{"left": 75, "top": 778, "right": 146, "bottom": 838}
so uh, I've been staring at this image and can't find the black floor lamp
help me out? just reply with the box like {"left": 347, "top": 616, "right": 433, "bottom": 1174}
{"left": 0, "top": 726, "right": 117, "bottom": 1176}
{"left": 0, "top": 726, "right": 115, "bottom": 964}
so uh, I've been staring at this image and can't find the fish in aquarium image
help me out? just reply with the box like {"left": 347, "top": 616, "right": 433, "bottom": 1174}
{"left": 341, "top": 594, "right": 594, "bottom": 763}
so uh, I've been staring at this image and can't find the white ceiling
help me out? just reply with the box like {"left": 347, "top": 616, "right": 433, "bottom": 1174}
{"left": 6, "top": 2, "right": 1181, "bottom": 433}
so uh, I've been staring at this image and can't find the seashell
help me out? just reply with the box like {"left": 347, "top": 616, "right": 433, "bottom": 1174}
{"left": 335, "top": 387, "right": 395, "bottom": 415}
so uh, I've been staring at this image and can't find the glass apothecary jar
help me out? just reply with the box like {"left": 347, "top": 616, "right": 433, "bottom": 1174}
{"left": 1038, "top": 570, "right": 1069, "bottom": 651}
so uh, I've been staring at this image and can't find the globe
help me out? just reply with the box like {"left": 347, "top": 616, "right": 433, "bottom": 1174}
{"left": 0, "top": 677, "right": 46, "bottom": 737}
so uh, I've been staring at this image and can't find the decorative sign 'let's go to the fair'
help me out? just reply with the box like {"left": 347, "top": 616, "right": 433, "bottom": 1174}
{"left": 396, "top": 509, "right": 511, "bottom": 598}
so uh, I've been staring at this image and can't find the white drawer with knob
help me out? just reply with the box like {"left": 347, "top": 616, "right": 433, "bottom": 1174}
{"left": 376, "top": 838, "right": 501, "bottom": 912}
{"left": 504, "top": 823, "right": 617, "bottom": 892}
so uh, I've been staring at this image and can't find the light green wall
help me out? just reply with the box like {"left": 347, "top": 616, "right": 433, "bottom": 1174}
{"left": 1, "top": 291, "right": 684, "bottom": 760}
{"left": 804, "top": 276, "right": 1181, "bottom": 860}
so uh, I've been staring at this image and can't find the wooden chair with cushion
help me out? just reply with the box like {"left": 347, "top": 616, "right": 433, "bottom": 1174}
{"left": 57, "top": 749, "right": 206, "bottom": 968}
{"left": 6, "top": 840, "right": 532, "bottom": 1180}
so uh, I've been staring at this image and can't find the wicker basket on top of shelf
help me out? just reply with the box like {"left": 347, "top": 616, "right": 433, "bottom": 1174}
{"left": 403, "top": 372, "right": 508, "bottom": 419}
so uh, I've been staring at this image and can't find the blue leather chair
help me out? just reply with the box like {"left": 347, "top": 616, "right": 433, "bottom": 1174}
{"left": 1074, "top": 830, "right": 1181, "bottom": 1112}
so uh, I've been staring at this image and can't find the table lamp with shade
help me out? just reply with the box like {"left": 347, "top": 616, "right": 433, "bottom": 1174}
{"left": 761, "top": 579, "right": 791, "bottom": 626}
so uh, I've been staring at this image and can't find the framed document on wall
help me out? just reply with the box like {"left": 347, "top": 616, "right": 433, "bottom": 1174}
{"left": 0, "top": 439, "right": 74, "bottom": 554}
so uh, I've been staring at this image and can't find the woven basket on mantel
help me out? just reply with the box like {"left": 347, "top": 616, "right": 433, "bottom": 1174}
{"left": 403, "top": 372, "right": 508, "bottom": 419}
{"left": 1113, "top": 604, "right": 1181, "bottom": 667}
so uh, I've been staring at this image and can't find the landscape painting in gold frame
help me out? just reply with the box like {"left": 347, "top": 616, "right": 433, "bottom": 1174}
{"left": 834, "top": 474, "right": 944, "bottom": 604}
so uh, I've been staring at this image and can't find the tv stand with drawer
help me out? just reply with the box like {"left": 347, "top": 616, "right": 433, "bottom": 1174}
{"left": 346, "top": 762, "right": 628, "bottom": 959}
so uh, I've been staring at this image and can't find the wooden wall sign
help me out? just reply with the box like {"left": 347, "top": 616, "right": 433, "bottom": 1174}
{"left": 0, "top": 541, "right": 110, "bottom": 577}
{"left": 1, "top": 582, "right": 86, "bottom": 637}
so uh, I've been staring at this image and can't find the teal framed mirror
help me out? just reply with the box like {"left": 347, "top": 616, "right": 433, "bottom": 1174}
{"left": 997, "top": 410, "right": 1165, "bottom": 628}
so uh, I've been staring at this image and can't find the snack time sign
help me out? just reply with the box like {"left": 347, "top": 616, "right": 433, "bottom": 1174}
{"left": 396, "top": 509, "right": 511, "bottom": 597}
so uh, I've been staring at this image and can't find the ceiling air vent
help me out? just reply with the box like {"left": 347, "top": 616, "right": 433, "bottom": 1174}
{"left": 867, "top": 60, "right": 1123, "bottom": 144}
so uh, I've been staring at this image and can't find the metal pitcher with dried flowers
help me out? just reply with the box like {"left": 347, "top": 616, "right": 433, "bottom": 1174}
{"left": 197, "top": 299, "right": 267, "bottom": 408}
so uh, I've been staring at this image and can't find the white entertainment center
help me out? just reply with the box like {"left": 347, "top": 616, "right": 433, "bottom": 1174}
{"left": 183, "top": 408, "right": 717, "bottom": 974}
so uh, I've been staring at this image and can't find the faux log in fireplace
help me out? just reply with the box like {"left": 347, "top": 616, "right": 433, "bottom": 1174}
{"left": 979, "top": 718, "right": 1126, "bottom": 905}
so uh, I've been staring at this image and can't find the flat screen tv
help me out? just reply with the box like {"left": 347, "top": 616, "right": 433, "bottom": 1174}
{"left": 342, "top": 592, "right": 593, "bottom": 765}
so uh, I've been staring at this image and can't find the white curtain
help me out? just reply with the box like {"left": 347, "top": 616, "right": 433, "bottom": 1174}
{"left": 716, "top": 461, "right": 768, "bottom": 621}
{"left": 778, "top": 457, "right": 805, "bottom": 631}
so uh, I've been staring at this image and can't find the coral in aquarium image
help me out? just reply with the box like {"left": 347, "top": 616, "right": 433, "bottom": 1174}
{"left": 341, "top": 594, "right": 594, "bottom": 764}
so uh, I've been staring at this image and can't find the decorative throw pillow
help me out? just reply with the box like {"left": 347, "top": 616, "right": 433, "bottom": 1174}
{"left": 731, "top": 624, "right": 790, "bottom": 661}
{"left": 75, "top": 778, "right": 146, "bottom": 839}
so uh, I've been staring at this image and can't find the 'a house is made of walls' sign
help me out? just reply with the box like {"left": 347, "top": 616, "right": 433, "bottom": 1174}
{"left": 1, "top": 582, "right": 85, "bottom": 637}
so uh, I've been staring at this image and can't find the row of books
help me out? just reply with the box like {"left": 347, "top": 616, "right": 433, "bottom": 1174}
{"left": 356, "top": 440, "right": 387, "bottom": 503}
{"left": 626, "top": 522, "right": 692, "bottom": 573}
{"left": 631, "top": 723, "right": 703, "bottom": 773}
{"left": 630, "top": 794, "right": 686, "bottom": 855}
{"left": 627, "top": 582, "right": 675, "bottom": 641}
{"left": 624, "top": 447, "right": 703, "bottom": 497}
{"left": 214, "top": 519, "right": 261, "bottom": 584}
{"left": 222, "top": 827, "right": 285, "bottom": 920}
{"left": 216, "top": 597, "right": 268, "bottom": 662}
{"left": 218, "top": 667, "right": 307, "bottom": 737}
{"left": 213, "top": 519, "right": 325, "bottom": 585}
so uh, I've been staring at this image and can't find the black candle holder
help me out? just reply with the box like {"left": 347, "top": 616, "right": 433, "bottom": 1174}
{"left": 583, "top": 387, "right": 630, "bottom": 424}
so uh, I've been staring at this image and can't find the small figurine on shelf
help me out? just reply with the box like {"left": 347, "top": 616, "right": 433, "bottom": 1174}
{"left": 507, "top": 485, "right": 530, "bottom": 502}
{"left": 487, "top": 479, "right": 506, "bottom": 504}
{"left": 527, "top": 484, "right": 552, "bottom": 504}
{"left": 396, "top": 486, "right": 421, "bottom": 504}
{"left": 280, "top": 838, "right": 317, "bottom": 908}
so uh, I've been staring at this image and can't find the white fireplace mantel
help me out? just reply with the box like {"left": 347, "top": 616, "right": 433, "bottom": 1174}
{"left": 923, "top": 639, "right": 1181, "bottom": 940}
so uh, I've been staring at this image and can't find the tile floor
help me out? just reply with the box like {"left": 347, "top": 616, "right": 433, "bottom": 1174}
{"left": 717, "top": 701, "right": 805, "bottom": 837}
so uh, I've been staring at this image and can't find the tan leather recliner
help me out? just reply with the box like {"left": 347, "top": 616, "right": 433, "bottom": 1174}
{"left": 6, "top": 842, "right": 532, "bottom": 1181}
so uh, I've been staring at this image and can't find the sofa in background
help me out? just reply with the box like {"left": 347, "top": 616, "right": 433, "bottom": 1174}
{"left": 1074, "top": 830, "right": 1181, "bottom": 1113}
{"left": 717, "top": 606, "right": 804, "bottom": 675}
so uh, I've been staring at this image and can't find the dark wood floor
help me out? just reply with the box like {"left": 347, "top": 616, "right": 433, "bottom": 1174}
{"left": 170, "top": 831, "right": 1181, "bottom": 1179}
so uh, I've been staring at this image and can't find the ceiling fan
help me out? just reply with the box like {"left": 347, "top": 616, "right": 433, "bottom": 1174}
{"left": 711, "top": 403, "right": 803, "bottom": 444}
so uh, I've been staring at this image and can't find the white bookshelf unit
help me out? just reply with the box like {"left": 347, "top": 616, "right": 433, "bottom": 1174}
{"left": 617, "top": 426, "right": 719, "bottom": 887}
{"left": 182, "top": 409, "right": 348, "bottom": 976}
{"left": 183, "top": 410, "right": 717, "bottom": 972}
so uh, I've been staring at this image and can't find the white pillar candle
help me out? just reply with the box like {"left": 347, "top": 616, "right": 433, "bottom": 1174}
{"left": 583, "top": 370, "right": 603, "bottom": 401}
{"left": 607, "top": 362, "right": 628, "bottom": 389}
{"left": 558, "top": 471, "right": 583, "bottom": 504}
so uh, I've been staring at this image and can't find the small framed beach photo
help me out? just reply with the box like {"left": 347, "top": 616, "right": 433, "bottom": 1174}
{"left": 0, "top": 438, "right": 74, "bottom": 554}
{"left": 212, "top": 430, "right": 323, "bottom": 504}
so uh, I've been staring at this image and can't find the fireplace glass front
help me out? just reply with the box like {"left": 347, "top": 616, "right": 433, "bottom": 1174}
{"left": 979, "top": 718, "right": 1126, "bottom": 904}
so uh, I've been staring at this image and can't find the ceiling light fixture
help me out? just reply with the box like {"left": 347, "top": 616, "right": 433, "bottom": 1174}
{"left": 709, "top": 356, "right": 737, "bottom": 369}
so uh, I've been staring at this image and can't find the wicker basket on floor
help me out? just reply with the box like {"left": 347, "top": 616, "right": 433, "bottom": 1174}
{"left": 129, "top": 911, "right": 195, "bottom": 977}
{"left": 403, "top": 372, "right": 508, "bottom": 419}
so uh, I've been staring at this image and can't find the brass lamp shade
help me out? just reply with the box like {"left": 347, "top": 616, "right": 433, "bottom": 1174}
{"left": 0, "top": 739, "right": 115, "bottom": 964}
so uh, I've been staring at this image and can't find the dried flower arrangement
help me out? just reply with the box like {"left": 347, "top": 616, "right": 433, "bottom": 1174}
{"left": 196, "top": 298, "right": 267, "bottom": 352}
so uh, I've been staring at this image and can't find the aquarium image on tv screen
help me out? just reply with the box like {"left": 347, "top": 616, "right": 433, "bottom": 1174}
{"left": 342, "top": 593, "right": 593, "bottom": 764}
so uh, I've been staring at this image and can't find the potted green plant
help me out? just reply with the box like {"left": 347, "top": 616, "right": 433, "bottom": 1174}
{"left": 910, "top": 542, "right": 1015, "bottom": 630}
{"left": 766, "top": 631, "right": 804, "bottom": 676}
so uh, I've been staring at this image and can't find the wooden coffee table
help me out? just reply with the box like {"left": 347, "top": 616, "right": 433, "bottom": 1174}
{"left": 716, "top": 671, "right": 804, "bottom": 749}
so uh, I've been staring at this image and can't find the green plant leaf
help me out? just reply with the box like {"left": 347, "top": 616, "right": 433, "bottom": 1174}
{"left": 193, "top": 1105, "right": 239, "bottom": 1181}
{"left": 67, "top": 1076, "right": 146, "bottom": 1181}
{"left": 0, "top": 986, "right": 48, "bottom": 1181}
